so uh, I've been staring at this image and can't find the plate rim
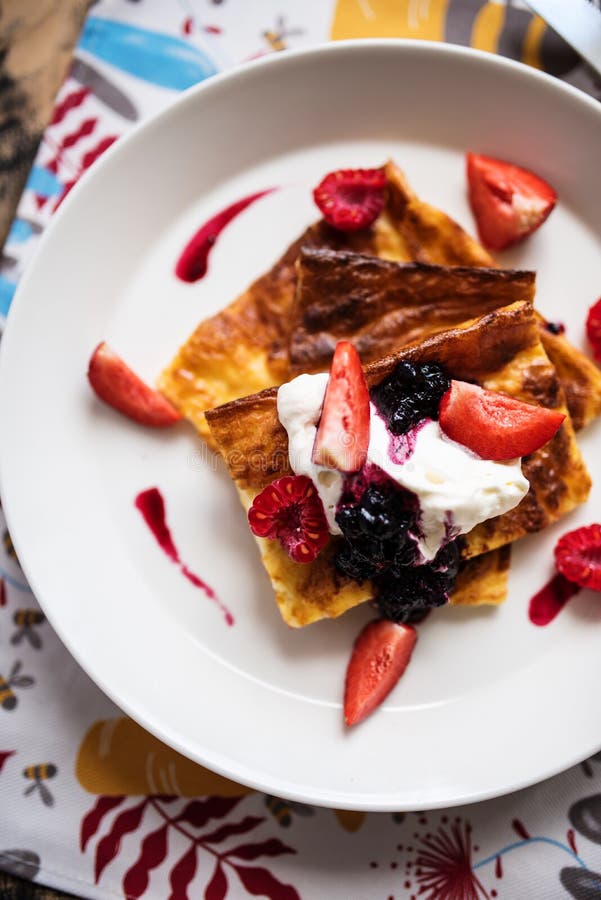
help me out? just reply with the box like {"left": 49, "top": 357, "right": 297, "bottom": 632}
{"left": 2, "top": 38, "right": 601, "bottom": 812}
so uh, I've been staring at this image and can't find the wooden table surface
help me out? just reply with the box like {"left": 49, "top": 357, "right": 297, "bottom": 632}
{"left": 0, "top": 1, "right": 90, "bottom": 897}
{"left": 0, "top": 870, "right": 77, "bottom": 900}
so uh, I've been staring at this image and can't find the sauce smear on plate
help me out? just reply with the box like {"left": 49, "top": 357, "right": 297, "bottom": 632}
{"left": 175, "top": 187, "right": 276, "bottom": 283}
{"left": 528, "top": 573, "right": 580, "bottom": 626}
{"left": 135, "top": 487, "right": 234, "bottom": 625}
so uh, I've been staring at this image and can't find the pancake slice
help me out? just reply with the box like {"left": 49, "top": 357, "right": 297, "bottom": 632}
{"left": 289, "top": 245, "right": 601, "bottom": 431}
{"left": 451, "top": 547, "right": 511, "bottom": 608}
{"left": 206, "top": 302, "right": 590, "bottom": 627}
{"left": 289, "top": 248, "right": 536, "bottom": 376}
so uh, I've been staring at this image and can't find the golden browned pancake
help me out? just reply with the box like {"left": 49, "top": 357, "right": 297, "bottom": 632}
{"left": 206, "top": 302, "right": 590, "bottom": 627}
{"left": 537, "top": 326, "right": 601, "bottom": 432}
{"left": 452, "top": 547, "right": 512, "bottom": 607}
{"left": 289, "top": 248, "right": 536, "bottom": 376}
{"left": 286, "top": 251, "right": 541, "bottom": 615}
{"left": 290, "top": 247, "right": 601, "bottom": 431}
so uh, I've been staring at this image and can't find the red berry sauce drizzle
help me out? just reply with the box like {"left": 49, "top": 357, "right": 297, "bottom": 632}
{"left": 528, "top": 573, "right": 581, "bottom": 627}
{"left": 175, "top": 187, "right": 277, "bottom": 283}
{"left": 135, "top": 487, "right": 234, "bottom": 626}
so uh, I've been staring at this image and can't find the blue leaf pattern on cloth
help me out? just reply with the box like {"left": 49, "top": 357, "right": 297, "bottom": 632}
{"left": 78, "top": 18, "right": 218, "bottom": 90}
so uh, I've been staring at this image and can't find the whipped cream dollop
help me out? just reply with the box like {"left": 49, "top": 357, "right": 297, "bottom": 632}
{"left": 276, "top": 373, "right": 530, "bottom": 559}
{"left": 368, "top": 408, "right": 528, "bottom": 559}
{"left": 277, "top": 373, "right": 344, "bottom": 532}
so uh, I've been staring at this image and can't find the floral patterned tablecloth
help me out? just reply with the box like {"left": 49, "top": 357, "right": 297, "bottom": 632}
{"left": 1, "top": 2, "right": 601, "bottom": 898}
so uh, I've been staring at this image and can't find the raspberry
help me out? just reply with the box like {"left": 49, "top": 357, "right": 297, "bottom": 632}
{"left": 313, "top": 168, "right": 387, "bottom": 232}
{"left": 554, "top": 524, "right": 601, "bottom": 592}
{"left": 586, "top": 298, "right": 601, "bottom": 363}
{"left": 248, "top": 475, "right": 329, "bottom": 563}
{"left": 372, "top": 362, "right": 450, "bottom": 435}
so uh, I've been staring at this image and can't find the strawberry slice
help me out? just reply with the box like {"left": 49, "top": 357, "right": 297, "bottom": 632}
{"left": 88, "top": 342, "right": 181, "bottom": 428}
{"left": 344, "top": 619, "right": 417, "bottom": 727}
{"left": 439, "top": 380, "right": 565, "bottom": 460}
{"left": 466, "top": 153, "right": 557, "bottom": 251}
{"left": 555, "top": 524, "right": 601, "bottom": 592}
{"left": 312, "top": 341, "right": 370, "bottom": 472}
{"left": 313, "top": 168, "right": 387, "bottom": 232}
{"left": 586, "top": 297, "right": 601, "bottom": 363}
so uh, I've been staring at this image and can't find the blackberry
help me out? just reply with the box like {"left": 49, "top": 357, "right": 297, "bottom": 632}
{"left": 545, "top": 320, "right": 565, "bottom": 335}
{"left": 335, "top": 505, "right": 364, "bottom": 539}
{"left": 431, "top": 540, "right": 461, "bottom": 581}
{"left": 390, "top": 539, "right": 419, "bottom": 574}
{"left": 335, "top": 544, "right": 383, "bottom": 581}
{"left": 374, "top": 542, "right": 461, "bottom": 623}
{"left": 336, "top": 485, "right": 411, "bottom": 541}
{"left": 334, "top": 481, "right": 417, "bottom": 580}
{"left": 372, "top": 361, "right": 451, "bottom": 435}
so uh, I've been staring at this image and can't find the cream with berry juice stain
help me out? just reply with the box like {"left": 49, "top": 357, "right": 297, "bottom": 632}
{"left": 277, "top": 372, "right": 343, "bottom": 533}
{"left": 368, "top": 408, "right": 528, "bottom": 560}
{"left": 276, "top": 372, "right": 529, "bottom": 559}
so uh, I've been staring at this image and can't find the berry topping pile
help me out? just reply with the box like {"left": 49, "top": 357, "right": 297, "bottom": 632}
{"left": 371, "top": 361, "right": 450, "bottom": 435}
{"left": 313, "top": 167, "right": 387, "bottom": 232}
{"left": 248, "top": 475, "right": 329, "bottom": 563}
{"left": 334, "top": 478, "right": 460, "bottom": 623}
{"left": 554, "top": 524, "right": 601, "bottom": 592}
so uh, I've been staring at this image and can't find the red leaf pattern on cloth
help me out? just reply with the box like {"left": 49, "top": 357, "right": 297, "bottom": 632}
{"left": 233, "top": 865, "right": 301, "bottom": 900}
{"left": 80, "top": 795, "right": 125, "bottom": 851}
{"left": 122, "top": 823, "right": 169, "bottom": 898}
{"left": 53, "top": 134, "right": 119, "bottom": 212}
{"left": 512, "top": 819, "right": 531, "bottom": 840}
{"left": 60, "top": 117, "right": 98, "bottom": 150}
{"left": 175, "top": 797, "right": 242, "bottom": 829}
{"left": 80, "top": 136, "right": 118, "bottom": 171}
{"left": 94, "top": 798, "right": 149, "bottom": 882}
{"left": 51, "top": 86, "right": 91, "bottom": 125}
{"left": 167, "top": 845, "right": 197, "bottom": 900}
{"left": 226, "top": 839, "right": 296, "bottom": 861}
{"left": 200, "top": 816, "right": 265, "bottom": 845}
{"left": 0, "top": 750, "right": 15, "bottom": 774}
{"left": 205, "top": 860, "right": 228, "bottom": 900}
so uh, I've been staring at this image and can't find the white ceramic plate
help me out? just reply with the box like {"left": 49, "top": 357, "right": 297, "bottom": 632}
{"left": 2, "top": 41, "right": 601, "bottom": 811}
